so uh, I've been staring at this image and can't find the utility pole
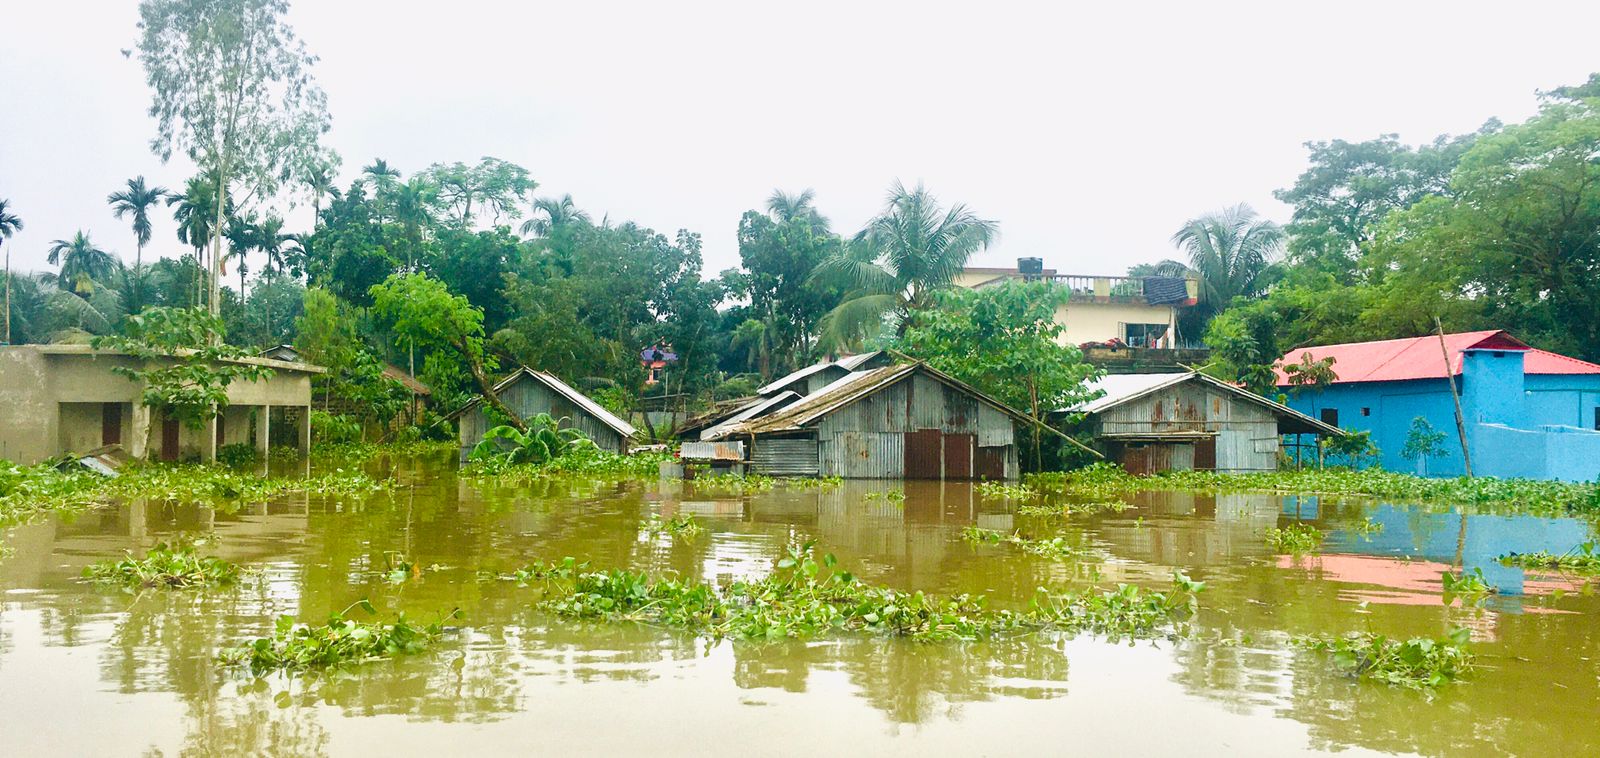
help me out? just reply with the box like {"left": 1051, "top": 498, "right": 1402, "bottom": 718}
{"left": 1435, "top": 316, "right": 1473, "bottom": 478}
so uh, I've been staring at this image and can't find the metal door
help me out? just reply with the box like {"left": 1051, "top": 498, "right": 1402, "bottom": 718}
{"left": 976, "top": 447, "right": 1007, "bottom": 480}
{"left": 944, "top": 433, "right": 974, "bottom": 479}
{"left": 904, "top": 429, "right": 941, "bottom": 479}
{"left": 1194, "top": 437, "right": 1216, "bottom": 470}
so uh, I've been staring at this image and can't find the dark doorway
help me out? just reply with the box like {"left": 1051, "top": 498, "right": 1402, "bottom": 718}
{"left": 904, "top": 429, "right": 941, "bottom": 479}
{"left": 101, "top": 403, "right": 122, "bottom": 446}
{"left": 1195, "top": 437, "right": 1217, "bottom": 470}
{"left": 943, "top": 433, "right": 974, "bottom": 479}
{"left": 976, "top": 446, "right": 1006, "bottom": 480}
{"left": 161, "top": 418, "right": 180, "bottom": 462}
{"left": 216, "top": 413, "right": 226, "bottom": 447}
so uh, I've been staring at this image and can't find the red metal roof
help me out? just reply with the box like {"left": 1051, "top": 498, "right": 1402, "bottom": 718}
{"left": 1275, "top": 330, "right": 1600, "bottom": 385}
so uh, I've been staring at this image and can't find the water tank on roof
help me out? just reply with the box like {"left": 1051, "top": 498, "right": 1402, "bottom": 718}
{"left": 1018, "top": 257, "right": 1044, "bottom": 277}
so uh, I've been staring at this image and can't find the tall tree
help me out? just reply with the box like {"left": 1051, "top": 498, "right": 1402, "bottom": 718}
{"left": 0, "top": 198, "right": 21, "bottom": 344}
{"left": 136, "top": 0, "right": 333, "bottom": 318}
{"left": 814, "top": 181, "right": 997, "bottom": 350}
{"left": 47, "top": 232, "right": 119, "bottom": 297}
{"left": 519, "top": 194, "right": 590, "bottom": 237}
{"left": 108, "top": 176, "right": 170, "bottom": 313}
{"left": 733, "top": 188, "right": 842, "bottom": 377}
{"left": 420, "top": 157, "right": 536, "bottom": 227}
{"left": 168, "top": 175, "right": 228, "bottom": 308}
{"left": 1156, "top": 204, "right": 1283, "bottom": 333}
{"left": 304, "top": 154, "right": 340, "bottom": 228}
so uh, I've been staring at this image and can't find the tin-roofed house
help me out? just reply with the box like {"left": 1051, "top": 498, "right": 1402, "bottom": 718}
{"left": 446, "top": 367, "right": 636, "bottom": 462}
{"left": 1066, "top": 372, "right": 1341, "bottom": 474}
{"left": 707, "top": 361, "right": 1039, "bottom": 480}
{"left": 675, "top": 352, "right": 892, "bottom": 441}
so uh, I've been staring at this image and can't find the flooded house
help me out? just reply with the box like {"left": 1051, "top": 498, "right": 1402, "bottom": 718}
{"left": 1066, "top": 371, "right": 1341, "bottom": 474}
{"left": 0, "top": 344, "right": 320, "bottom": 465}
{"left": 675, "top": 351, "right": 892, "bottom": 441}
{"left": 446, "top": 367, "right": 636, "bottom": 461}
{"left": 704, "top": 360, "right": 1038, "bottom": 480}
{"left": 259, "top": 344, "right": 431, "bottom": 424}
{"left": 1277, "top": 330, "right": 1600, "bottom": 481}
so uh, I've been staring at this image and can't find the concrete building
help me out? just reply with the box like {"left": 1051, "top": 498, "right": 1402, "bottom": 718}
{"left": 1277, "top": 331, "right": 1600, "bottom": 481}
{"left": 447, "top": 367, "right": 636, "bottom": 461}
{"left": 707, "top": 361, "right": 1037, "bottom": 480}
{"left": 0, "top": 345, "right": 320, "bottom": 465}
{"left": 1066, "top": 372, "right": 1341, "bottom": 474}
{"left": 954, "top": 259, "right": 1199, "bottom": 349}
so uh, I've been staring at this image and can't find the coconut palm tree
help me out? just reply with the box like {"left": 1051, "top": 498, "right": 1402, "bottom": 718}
{"left": 1, "top": 198, "right": 22, "bottom": 344}
{"left": 47, "top": 232, "right": 119, "bottom": 297}
{"left": 169, "top": 175, "right": 230, "bottom": 309}
{"left": 814, "top": 181, "right": 997, "bottom": 350}
{"left": 108, "top": 176, "right": 169, "bottom": 314}
{"left": 392, "top": 177, "right": 437, "bottom": 268}
{"left": 305, "top": 156, "right": 340, "bottom": 228}
{"left": 253, "top": 215, "right": 293, "bottom": 341}
{"left": 767, "top": 189, "right": 823, "bottom": 224}
{"left": 519, "top": 194, "right": 591, "bottom": 237}
{"left": 1155, "top": 204, "right": 1284, "bottom": 329}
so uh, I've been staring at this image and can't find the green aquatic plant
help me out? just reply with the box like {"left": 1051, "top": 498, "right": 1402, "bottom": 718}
{"left": 464, "top": 449, "right": 671, "bottom": 482}
{"left": 216, "top": 443, "right": 260, "bottom": 468}
{"left": 1299, "top": 628, "right": 1475, "bottom": 690}
{"left": 219, "top": 600, "right": 459, "bottom": 674}
{"left": 1265, "top": 522, "right": 1324, "bottom": 554}
{"left": 1349, "top": 517, "right": 1385, "bottom": 538}
{"left": 1441, "top": 567, "right": 1497, "bottom": 606}
{"left": 1499, "top": 542, "right": 1600, "bottom": 574}
{"left": 469, "top": 414, "right": 597, "bottom": 465}
{"left": 689, "top": 473, "right": 778, "bottom": 493}
{"left": 83, "top": 541, "right": 241, "bottom": 590}
{"left": 863, "top": 489, "right": 906, "bottom": 504}
{"left": 645, "top": 513, "right": 704, "bottom": 538}
{"left": 975, "top": 481, "right": 1038, "bottom": 500}
{"left": 505, "top": 543, "right": 1202, "bottom": 644}
{"left": 960, "top": 526, "right": 1079, "bottom": 558}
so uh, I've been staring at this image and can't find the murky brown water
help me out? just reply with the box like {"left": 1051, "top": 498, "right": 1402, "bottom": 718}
{"left": 2, "top": 455, "right": 1598, "bottom": 756}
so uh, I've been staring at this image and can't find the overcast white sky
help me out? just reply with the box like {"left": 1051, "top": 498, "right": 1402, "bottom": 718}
{"left": 3, "top": 1, "right": 1599, "bottom": 282}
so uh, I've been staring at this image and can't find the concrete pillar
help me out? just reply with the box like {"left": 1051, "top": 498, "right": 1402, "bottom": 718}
{"left": 129, "top": 403, "right": 151, "bottom": 460}
{"left": 203, "top": 414, "right": 218, "bottom": 463}
{"left": 299, "top": 405, "right": 312, "bottom": 452}
{"left": 255, "top": 404, "right": 271, "bottom": 458}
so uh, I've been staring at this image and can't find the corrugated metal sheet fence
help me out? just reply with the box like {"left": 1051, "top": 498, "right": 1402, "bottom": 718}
{"left": 824, "top": 431, "right": 905, "bottom": 478}
{"left": 751, "top": 436, "right": 819, "bottom": 476}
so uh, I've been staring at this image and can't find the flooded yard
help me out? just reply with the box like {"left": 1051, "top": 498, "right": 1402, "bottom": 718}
{"left": 2, "top": 456, "right": 1598, "bottom": 756}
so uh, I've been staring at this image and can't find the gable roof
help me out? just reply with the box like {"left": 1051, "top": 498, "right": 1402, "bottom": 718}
{"left": 443, "top": 367, "right": 636, "bottom": 438}
{"left": 699, "top": 391, "right": 801, "bottom": 440}
{"left": 1275, "top": 330, "right": 1600, "bottom": 385}
{"left": 1068, "top": 371, "right": 1342, "bottom": 436}
{"left": 755, "top": 351, "right": 887, "bottom": 396}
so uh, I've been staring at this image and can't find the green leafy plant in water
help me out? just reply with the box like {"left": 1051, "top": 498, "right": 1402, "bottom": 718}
{"left": 863, "top": 489, "right": 906, "bottom": 504}
{"left": 216, "top": 443, "right": 260, "bottom": 468}
{"left": 645, "top": 513, "right": 703, "bottom": 539}
{"left": 219, "top": 599, "right": 459, "bottom": 674}
{"left": 1441, "top": 567, "right": 1498, "bottom": 606}
{"left": 465, "top": 449, "right": 672, "bottom": 483}
{"left": 1349, "top": 517, "right": 1385, "bottom": 539}
{"left": 689, "top": 473, "right": 777, "bottom": 493}
{"left": 1299, "top": 628, "right": 1474, "bottom": 690}
{"left": 961, "top": 526, "right": 1078, "bottom": 558}
{"left": 469, "top": 413, "right": 597, "bottom": 465}
{"left": 84, "top": 540, "right": 241, "bottom": 590}
{"left": 1265, "top": 522, "right": 1324, "bottom": 554}
{"left": 1499, "top": 542, "right": 1600, "bottom": 574}
{"left": 975, "top": 481, "right": 1038, "bottom": 500}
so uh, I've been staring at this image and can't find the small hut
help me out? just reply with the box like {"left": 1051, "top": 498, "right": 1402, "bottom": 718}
{"left": 708, "top": 361, "right": 1036, "bottom": 480}
{"left": 446, "top": 367, "right": 636, "bottom": 461}
{"left": 1066, "top": 372, "right": 1340, "bottom": 474}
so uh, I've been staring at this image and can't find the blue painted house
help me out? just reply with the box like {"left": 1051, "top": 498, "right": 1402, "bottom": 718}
{"left": 1277, "top": 331, "right": 1600, "bottom": 481}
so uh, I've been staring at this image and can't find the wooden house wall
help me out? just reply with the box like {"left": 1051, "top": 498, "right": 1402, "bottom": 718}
{"left": 1094, "top": 383, "right": 1280, "bottom": 472}
{"left": 458, "top": 376, "right": 626, "bottom": 459}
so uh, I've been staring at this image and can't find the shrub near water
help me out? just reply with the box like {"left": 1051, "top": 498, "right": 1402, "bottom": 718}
{"left": 84, "top": 541, "right": 241, "bottom": 590}
{"left": 219, "top": 600, "right": 459, "bottom": 674}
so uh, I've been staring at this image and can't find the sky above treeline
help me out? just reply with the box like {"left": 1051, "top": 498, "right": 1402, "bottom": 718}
{"left": 3, "top": 0, "right": 1599, "bottom": 281}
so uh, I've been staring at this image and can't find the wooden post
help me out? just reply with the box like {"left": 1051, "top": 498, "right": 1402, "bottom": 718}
{"left": 1435, "top": 316, "right": 1472, "bottom": 478}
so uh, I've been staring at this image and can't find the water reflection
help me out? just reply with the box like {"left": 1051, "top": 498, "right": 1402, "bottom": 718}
{"left": 1, "top": 464, "right": 1599, "bottom": 755}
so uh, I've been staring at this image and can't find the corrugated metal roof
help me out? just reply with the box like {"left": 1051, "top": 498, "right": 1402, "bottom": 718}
{"left": 441, "top": 367, "right": 637, "bottom": 438}
{"left": 1275, "top": 330, "right": 1600, "bottom": 385}
{"left": 1066, "top": 371, "right": 1343, "bottom": 436}
{"left": 755, "top": 352, "right": 883, "bottom": 395}
{"left": 701, "top": 391, "right": 799, "bottom": 440}
{"left": 727, "top": 362, "right": 1040, "bottom": 437}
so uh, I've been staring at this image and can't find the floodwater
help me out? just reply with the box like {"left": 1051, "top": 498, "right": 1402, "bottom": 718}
{"left": 2, "top": 456, "right": 1598, "bottom": 757}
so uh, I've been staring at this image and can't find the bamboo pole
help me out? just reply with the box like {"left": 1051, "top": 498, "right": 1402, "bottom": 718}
{"left": 1435, "top": 316, "right": 1473, "bottom": 478}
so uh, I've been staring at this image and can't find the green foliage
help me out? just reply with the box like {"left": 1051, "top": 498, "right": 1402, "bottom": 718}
{"left": 1499, "top": 542, "right": 1600, "bottom": 574}
{"left": 1400, "top": 416, "right": 1448, "bottom": 471}
{"left": 215, "top": 443, "right": 259, "bottom": 468}
{"left": 468, "top": 414, "right": 597, "bottom": 465}
{"left": 219, "top": 600, "right": 458, "bottom": 674}
{"left": 1299, "top": 628, "right": 1475, "bottom": 690}
{"left": 91, "top": 306, "right": 272, "bottom": 428}
{"left": 1161, "top": 204, "right": 1283, "bottom": 333}
{"left": 310, "top": 410, "right": 362, "bottom": 445}
{"left": 960, "top": 527, "right": 1080, "bottom": 558}
{"left": 975, "top": 481, "right": 1039, "bottom": 500}
{"left": 1264, "top": 522, "right": 1324, "bottom": 554}
{"left": 506, "top": 542, "right": 1203, "bottom": 644}
{"left": 1441, "top": 568, "right": 1497, "bottom": 606}
{"left": 464, "top": 449, "right": 672, "bottom": 483}
{"left": 1321, "top": 430, "right": 1380, "bottom": 469}
{"left": 644, "top": 513, "right": 703, "bottom": 539}
{"left": 84, "top": 541, "right": 241, "bottom": 590}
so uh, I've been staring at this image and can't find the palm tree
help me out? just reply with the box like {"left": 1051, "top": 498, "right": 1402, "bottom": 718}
{"left": 1, "top": 198, "right": 22, "bottom": 344}
{"left": 519, "top": 194, "right": 591, "bottom": 237}
{"left": 254, "top": 215, "right": 293, "bottom": 342}
{"left": 814, "top": 181, "right": 997, "bottom": 350}
{"left": 108, "top": 176, "right": 169, "bottom": 314}
{"left": 47, "top": 232, "right": 119, "bottom": 297}
{"left": 363, "top": 159, "right": 401, "bottom": 192}
{"left": 170, "top": 176, "right": 226, "bottom": 308}
{"left": 392, "top": 177, "right": 437, "bottom": 268}
{"left": 1156, "top": 204, "right": 1284, "bottom": 329}
{"left": 767, "top": 189, "right": 822, "bottom": 224}
{"left": 224, "top": 216, "right": 259, "bottom": 304}
{"left": 305, "top": 156, "right": 340, "bottom": 228}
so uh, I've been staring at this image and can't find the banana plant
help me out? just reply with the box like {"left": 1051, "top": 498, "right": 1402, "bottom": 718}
{"left": 469, "top": 413, "right": 596, "bottom": 464}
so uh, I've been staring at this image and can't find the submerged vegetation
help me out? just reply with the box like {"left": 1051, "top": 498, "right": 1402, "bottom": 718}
{"left": 1299, "top": 629, "right": 1475, "bottom": 691}
{"left": 219, "top": 600, "right": 459, "bottom": 674}
{"left": 645, "top": 513, "right": 703, "bottom": 539}
{"left": 84, "top": 541, "right": 241, "bottom": 590}
{"left": 504, "top": 542, "right": 1202, "bottom": 644}
{"left": 960, "top": 526, "right": 1081, "bottom": 558}
{"left": 464, "top": 448, "right": 671, "bottom": 483}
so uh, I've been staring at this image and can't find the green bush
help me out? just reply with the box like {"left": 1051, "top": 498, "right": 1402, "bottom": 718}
{"left": 310, "top": 410, "right": 362, "bottom": 445}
